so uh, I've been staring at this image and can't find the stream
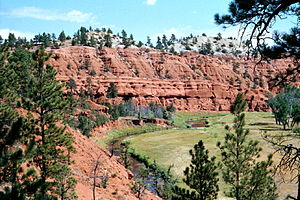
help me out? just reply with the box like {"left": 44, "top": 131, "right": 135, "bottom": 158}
{"left": 107, "top": 129, "right": 164, "bottom": 195}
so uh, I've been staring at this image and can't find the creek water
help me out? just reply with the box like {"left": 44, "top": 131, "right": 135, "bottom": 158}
{"left": 107, "top": 131, "right": 160, "bottom": 194}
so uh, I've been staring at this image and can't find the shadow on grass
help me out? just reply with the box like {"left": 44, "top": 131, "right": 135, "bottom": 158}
{"left": 249, "top": 122, "right": 274, "bottom": 126}
{"left": 260, "top": 127, "right": 292, "bottom": 131}
{"left": 262, "top": 116, "right": 275, "bottom": 119}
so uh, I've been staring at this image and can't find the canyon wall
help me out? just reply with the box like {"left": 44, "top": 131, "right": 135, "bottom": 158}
{"left": 48, "top": 46, "right": 293, "bottom": 111}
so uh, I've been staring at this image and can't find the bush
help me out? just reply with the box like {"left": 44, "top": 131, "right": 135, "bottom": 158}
{"left": 77, "top": 114, "right": 93, "bottom": 137}
{"left": 95, "top": 113, "right": 108, "bottom": 126}
{"left": 106, "top": 82, "right": 118, "bottom": 98}
{"left": 89, "top": 69, "right": 96, "bottom": 76}
{"left": 166, "top": 104, "right": 176, "bottom": 113}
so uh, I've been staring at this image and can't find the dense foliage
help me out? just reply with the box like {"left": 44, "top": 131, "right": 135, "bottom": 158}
{"left": 268, "top": 85, "right": 300, "bottom": 129}
{"left": 0, "top": 45, "right": 77, "bottom": 199}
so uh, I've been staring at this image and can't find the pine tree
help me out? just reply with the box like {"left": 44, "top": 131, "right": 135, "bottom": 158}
{"left": 156, "top": 36, "right": 163, "bottom": 50}
{"left": 217, "top": 94, "right": 277, "bottom": 200}
{"left": 104, "top": 34, "right": 112, "bottom": 48}
{"left": 146, "top": 36, "right": 153, "bottom": 48}
{"left": 0, "top": 45, "right": 40, "bottom": 199}
{"left": 106, "top": 82, "right": 118, "bottom": 98}
{"left": 107, "top": 28, "right": 113, "bottom": 34}
{"left": 173, "top": 140, "right": 219, "bottom": 200}
{"left": 89, "top": 36, "right": 97, "bottom": 47}
{"left": 121, "top": 29, "right": 127, "bottom": 38}
{"left": 8, "top": 33, "right": 16, "bottom": 48}
{"left": 58, "top": 31, "right": 66, "bottom": 42}
{"left": 170, "top": 34, "right": 176, "bottom": 43}
{"left": 22, "top": 48, "right": 77, "bottom": 199}
{"left": 162, "top": 34, "right": 168, "bottom": 48}
{"left": 230, "top": 93, "right": 247, "bottom": 115}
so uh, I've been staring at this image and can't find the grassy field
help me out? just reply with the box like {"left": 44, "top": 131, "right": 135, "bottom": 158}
{"left": 125, "top": 112, "right": 299, "bottom": 199}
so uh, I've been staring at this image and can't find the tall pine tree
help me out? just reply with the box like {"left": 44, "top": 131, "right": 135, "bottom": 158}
{"left": 0, "top": 45, "right": 39, "bottom": 199}
{"left": 22, "top": 47, "right": 77, "bottom": 199}
{"left": 217, "top": 93, "right": 277, "bottom": 200}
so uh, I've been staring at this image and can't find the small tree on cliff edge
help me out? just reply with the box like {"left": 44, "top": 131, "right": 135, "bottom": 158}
{"left": 218, "top": 93, "right": 277, "bottom": 200}
{"left": 106, "top": 82, "right": 118, "bottom": 98}
{"left": 172, "top": 140, "right": 219, "bottom": 200}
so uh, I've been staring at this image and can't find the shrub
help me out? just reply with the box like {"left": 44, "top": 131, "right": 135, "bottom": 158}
{"left": 95, "top": 113, "right": 108, "bottom": 126}
{"left": 77, "top": 114, "right": 93, "bottom": 137}
{"left": 89, "top": 69, "right": 96, "bottom": 76}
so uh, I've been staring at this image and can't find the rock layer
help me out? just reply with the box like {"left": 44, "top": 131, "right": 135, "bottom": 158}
{"left": 48, "top": 46, "right": 294, "bottom": 111}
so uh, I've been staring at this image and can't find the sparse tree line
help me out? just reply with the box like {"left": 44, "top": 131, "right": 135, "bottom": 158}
{"left": 0, "top": 25, "right": 244, "bottom": 57}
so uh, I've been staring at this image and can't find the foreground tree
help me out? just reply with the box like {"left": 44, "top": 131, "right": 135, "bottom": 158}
{"left": 21, "top": 48, "right": 77, "bottom": 199}
{"left": 173, "top": 140, "right": 219, "bottom": 200}
{"left": 216, "top": 3, "right": 300, "bottom": 196}
{"left": 218, "top": 94, "right": 277, "bottom": 200}
{"left": 0, "top": 45, "right": 39, "bottom": 199}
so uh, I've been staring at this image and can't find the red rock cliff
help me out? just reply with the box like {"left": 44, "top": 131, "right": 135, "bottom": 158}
{"left": 48, "top": 46, "right": 294, "bottom": 111}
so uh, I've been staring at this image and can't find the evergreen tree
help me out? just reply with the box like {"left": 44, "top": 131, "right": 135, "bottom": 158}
{"left": 8, "top": 33, "right": 17, "bottom": 48}
{"left": 89, "top": 36, "right": 97, "bottom": 47}
{"left": 215, "top": 0, "right": 299, "bottom": 85}
{"left": 78, "top": 27, "right": 88, "bottom": 45}
{"left": 0, "top": 35, "right": 3, "bottom": 44}
{"left": 67, "top": 78, "right": 77, "bottom": 94}
{"left": 156, "top": 36, "right": 163, "bottom": 50}
{"left": 146, "top": 36, "right": 153, "bottom": 48}
{"left": 173, "top": 140, "right": 219, "bottom": 200}
{"left": 217, "top": 94, "right": 277, "bottom": 200}
{"left": 230, "top": 93, "right": 247, "bottom": 115}
{"left": 187, "top": 140, "right": 219, "bottom": 200}
{"left": 51, "top": 33, "right": 56, "bottom": 41}
{"left": 107, "top": 28, "right": 113, "bottom": 34}
{"left": 104, "top": 34, "right": 112, "bottom": 48}
{"left": 58, "top": 31, "right": 66, "bottom": 42}
{"left": 22, "top": 48, "right": 76, "bottom": 199}
{"left": 130, "top": 34, "right": 134, "bottom": 41}
{"left": 162, "top": 34, "right": 168, "bottom": 48}
{"left": 137, "top": 41, "right": 143, "bottom": 47}
{"left": 0, "top": 45, "right": 40, "bottom": 199}
{"left": 121, "top": 29, "right": 127, "bottom": 38}
{"left": 170, "top": 34, "right": 176, "bottom": 43}
{"left": 169, "top": 46, "right": 176, "bottom": 55}
{"left": 106, "top": 82, "right": 118, "bottom": 98}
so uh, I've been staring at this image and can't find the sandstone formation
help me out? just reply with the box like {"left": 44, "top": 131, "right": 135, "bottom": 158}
{"left": 48, "top": 46, "right": 294, "bottom": 112}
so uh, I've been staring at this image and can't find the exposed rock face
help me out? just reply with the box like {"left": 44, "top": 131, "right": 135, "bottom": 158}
{"left": 48, "top": 46, "right": 294, "bottom": 111}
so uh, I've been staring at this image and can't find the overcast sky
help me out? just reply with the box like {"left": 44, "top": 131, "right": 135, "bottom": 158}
{"left": 0, "top": 0, "right": 296, "bottom": 42}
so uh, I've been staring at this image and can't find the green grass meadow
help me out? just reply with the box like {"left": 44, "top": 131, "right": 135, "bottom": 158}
{"left": 125, "top": 112, "right": 298, "bottom": 199}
